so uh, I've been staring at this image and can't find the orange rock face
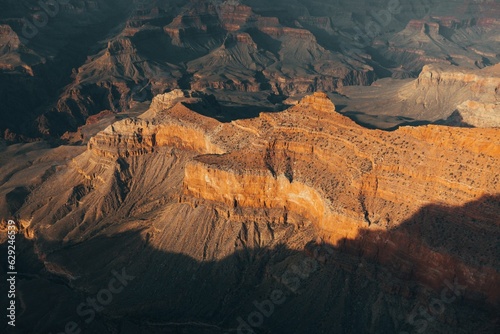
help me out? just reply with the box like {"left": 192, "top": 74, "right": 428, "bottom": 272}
{"left": 85, "top": 90, "right": 500, "bottom": 306}
{"left": 4, "top": 89, "right": 497, "bottom": 333}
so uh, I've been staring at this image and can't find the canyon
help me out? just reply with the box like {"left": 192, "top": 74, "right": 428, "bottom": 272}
{"left": 333, "top": 63, "right": 500, "bottom": 129}
{"left": 0, "top": 1, "right": 499, "bottom": 334}
{"left": 1, "top": 0, "right": 499, "bottom": 139}
{"left": 1, "top": 90, "right": 499, "bottom": 333}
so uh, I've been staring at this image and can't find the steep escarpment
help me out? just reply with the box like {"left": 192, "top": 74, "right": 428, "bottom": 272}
{"left": 0, "top": 0, "right": 135, "bottom": 140}
{"left": 171, "top": 1, "right": 375, "bottom": 96}
{"left": 86, "top": 90, "right": 228, "bottom": 159}
{"left": 179, "top": 93, "right": 499, "bottom": 304}
{"left": 33, "top": 0, "right": 377, "bottom": 138}
{"left": 446, "top": 100, "right": 500, "bottom": 128}
{"left": 415, "top": 63, "right": 500, "bottom": 93}
{"left": 375, "top": 13, "right": 500, "bottom": 74}
{"left": 401, "top": 63, "right": 500, "bottom": 123}
{"left": 4, "top": 91, "right": 498, "bottom": 334}
{"left": 2, "top": 0, "right": 500, "bottom": 140}
{"left": 335, "top": 63, "right": 500, "bottom": 129}
{"left": 44, "top": 35, "right": 181, "bottom": 136}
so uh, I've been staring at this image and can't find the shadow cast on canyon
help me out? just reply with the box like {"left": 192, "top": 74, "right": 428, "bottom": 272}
{"left": 183, "top": 100, "right": 286, "bottom": 122}
{"left": 2, "top": 195, "right": 499, "bottom": 334}
{"left": 340, "top": 109, "right": 479, "bottom": 131}
{"left": 340, "top": 110, "right": 435, "bottom": 130}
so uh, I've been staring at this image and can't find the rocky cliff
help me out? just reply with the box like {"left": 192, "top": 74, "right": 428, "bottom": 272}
{"left": 4, "top": 91, "right": 498, "bottom": 333}
{"left": 2, "top": 0, "right": 500, "bottom": 140}
{"left": 179, "top": 92, "right": 500, "bottom": 303}
{"left": 377, "top": 13, "right": 500, "bottom": 75}
{"left": 335, "top": 63, "right": 500, "bottom": 129}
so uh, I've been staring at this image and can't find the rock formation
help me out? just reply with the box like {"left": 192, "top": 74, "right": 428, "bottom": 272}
{"left": 448, "top": 100, "right": 500, "bottom": 128}
{"left": 2, "top": 90, "right": 498, "bottom": 333}
{"left": 1, "top": 1, "right": 499, "bottom": 332}
{"left": 335, "top": 63, "right": 500, "bottom": 129}
{"left": 2, "top": 0, "right": 499, "bottom": 140}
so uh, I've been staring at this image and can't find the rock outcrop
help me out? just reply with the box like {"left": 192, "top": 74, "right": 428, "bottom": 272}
{"left": 1, "top": 1, "right": 500, "bottom": 330}
{"left": 447, "top": 100, "right": 500, "bottom": 128}
{"left": 336, "top": 63, "right": 500, "bottom": 129}
{"left": 416, "top": 63, "right": 500, "bottom": 93}
{"left": 0, "top": 0, "right": 137, "bottom": 139}
{"left": 376, "top": 13, "right": 500, "bottom": 74}
{"left": 2, "top": 90, "right": 499, "bottom": 332}
{"left": 178, "top": 94, "right": 500, "bottom": 305}
{"left": 2, "top": 0, "right": 500, "bottom": 140}
{"left": 20, "top": 91, "right": 500, "bottom": 301}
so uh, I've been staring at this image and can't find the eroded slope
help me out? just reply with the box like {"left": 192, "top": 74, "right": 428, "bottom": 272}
{"left": 2, "top": 90, "right": 498, "bottom": 333}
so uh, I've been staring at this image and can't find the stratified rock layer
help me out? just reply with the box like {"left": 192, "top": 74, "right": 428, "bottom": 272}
{"left": 31, "top": 91, "right": 500, "bottom": 300}
{"left": 5, "top": 90, "right": 499, "bottom": 333}
{"left": 336, "top": 63, "right": 500, "bottom": 129}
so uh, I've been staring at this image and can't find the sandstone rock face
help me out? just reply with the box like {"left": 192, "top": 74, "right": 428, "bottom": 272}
{"left": 88, "top": 91, "right": 226, "bottom": 158}
{"left": 295, "top": 91, "right": 337, "bottom": 112}
{"left": 377, "top": 11, "right": 500, "bottom": 74}
{"left": 148, "top": 89, "right": 195, "bottom": 113}
{"left": 5, "top": 91, "right": 498, "bottom": 333}
{"left": 179, "top": 94, "right": 500, "bottom": 304}
{"left": 2, "top": 0, "right": 500, "bottom": 140}
{"left": 336, "top": 63, "right": 500, "bottom": 129}
{"left": 404, "top": 64, "right": 500, "bottom": 121}
{"left": 416, "top": 64, "right": 500, "bottom": 94}
{"left": 1, "top": 1, "right": 500, "bottom": 332}
{"left": 0, "top": 0, "right": 136, "bottom": 139}
{"left": 448, "top": 100, "right": 500, "bottom": 128}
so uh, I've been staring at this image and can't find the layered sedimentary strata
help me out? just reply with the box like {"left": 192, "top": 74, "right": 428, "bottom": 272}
{"left": 70, "top": 91, "right": 500, "bottom": 306}
{"left": 402, "top": 63, "right": 500, "bottom": 123}
{"left": 4, "top": 90, "right": 498, "bottom": 332}
{"left": 377, "top": 13, "right": 500, "bottom": 73}
{"left": 415, "top": 63, "right": 500, "bottom": 93}
{"left": 4, "top": 0, "right": 500, "bottom": 140}
{"left": 447, "top": 100, "right": 500, "bottom": 128}
{"left": 88, "top": 92, "right": 225, "bottom": 158}
{"left": 336, "top": 63, "right": 500, "bottom": 129}
{"left": 0, "top": 0, "right": 137, "bottom": 139}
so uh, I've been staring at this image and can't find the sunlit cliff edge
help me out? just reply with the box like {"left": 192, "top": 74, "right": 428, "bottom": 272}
{"left": 5, "top": 90, "right": 495, "bottom": 312}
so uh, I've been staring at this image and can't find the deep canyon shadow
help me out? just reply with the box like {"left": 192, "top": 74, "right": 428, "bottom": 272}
{"left": 1, "top": 195, "right": 499, "bottom": 333}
